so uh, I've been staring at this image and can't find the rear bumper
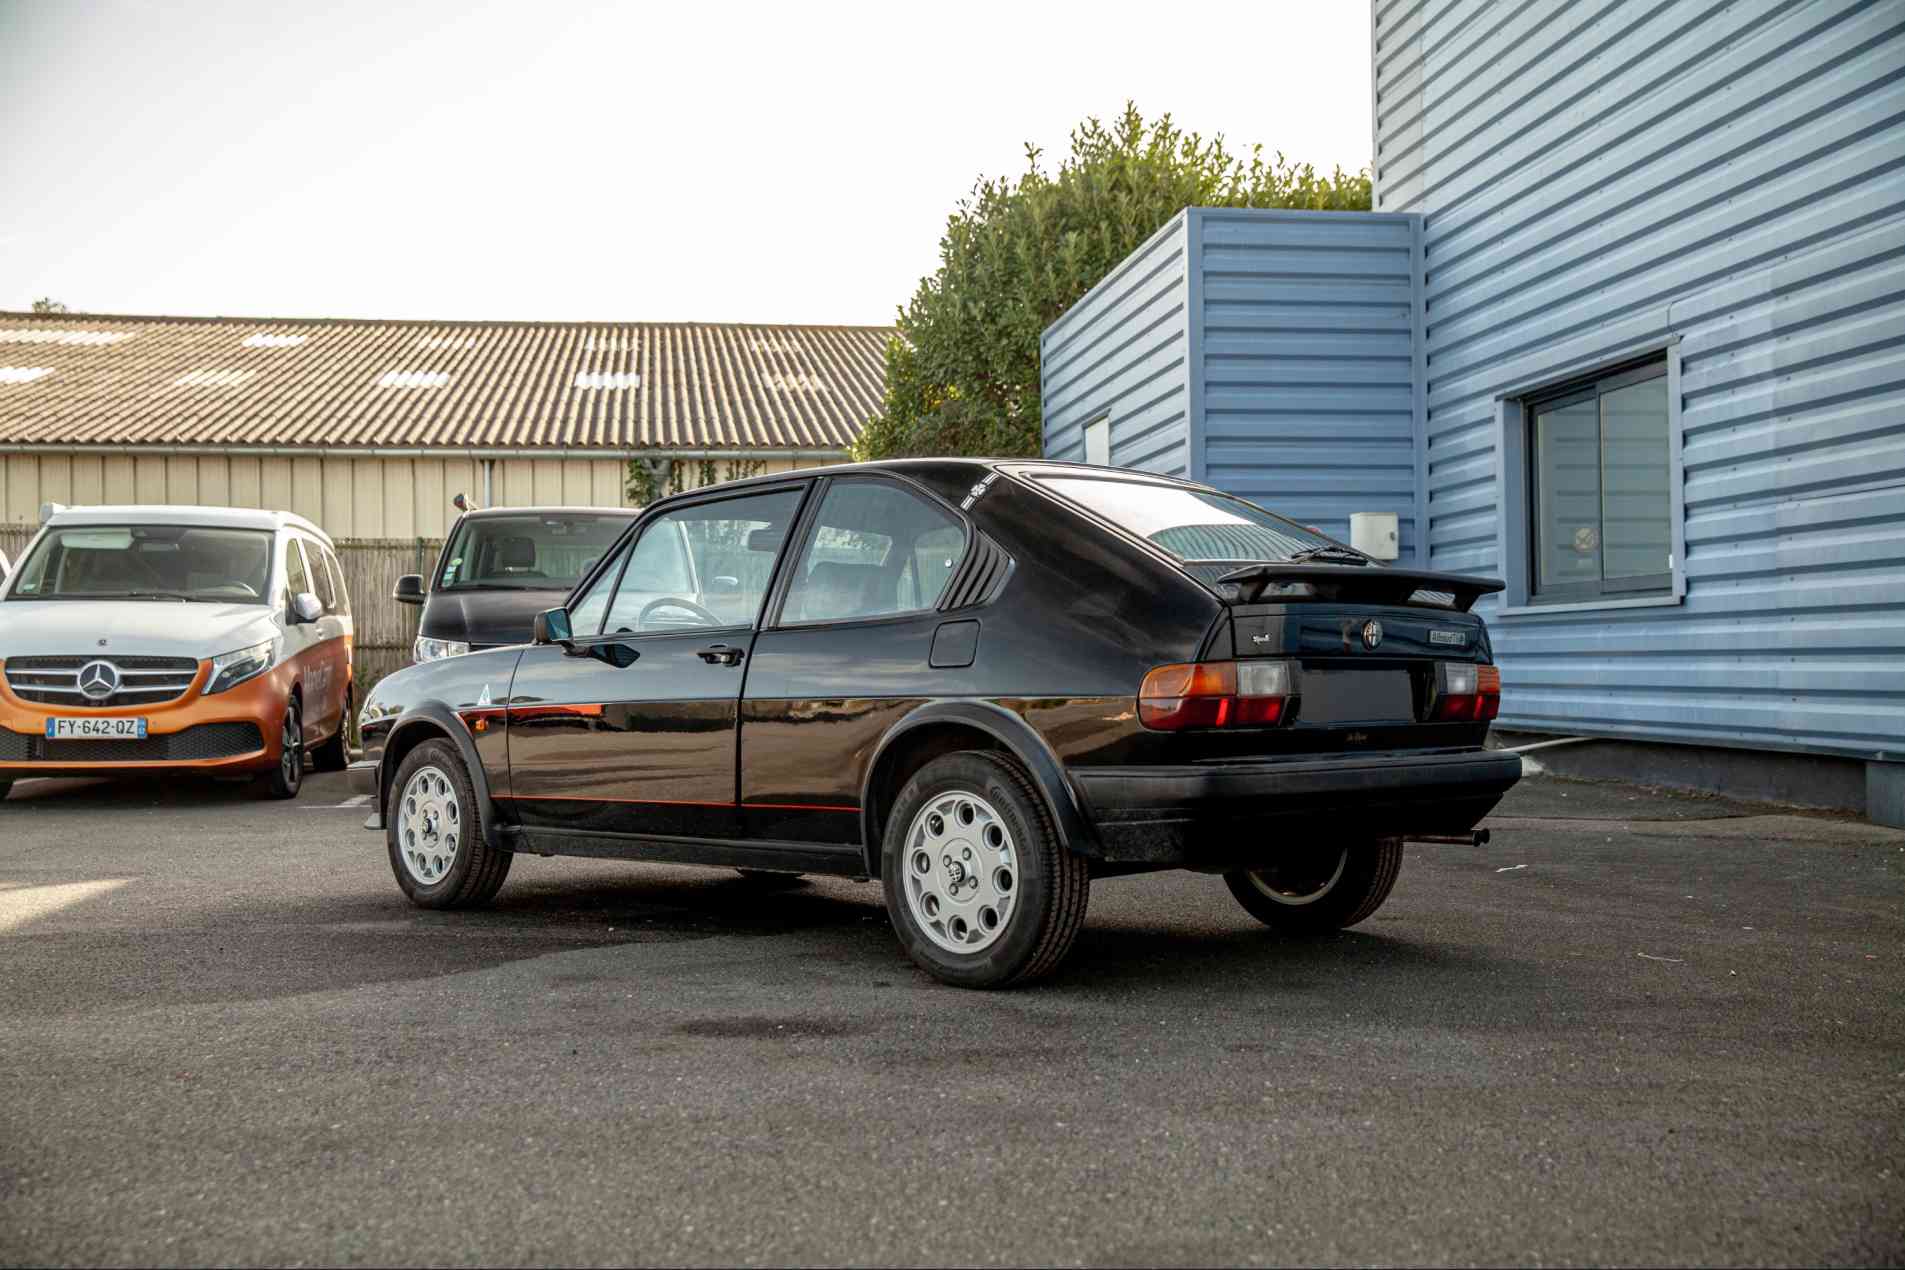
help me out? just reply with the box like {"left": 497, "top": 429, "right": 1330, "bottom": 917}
{"left": 1072, "top": 748, "right": 1521, "bottom": 869}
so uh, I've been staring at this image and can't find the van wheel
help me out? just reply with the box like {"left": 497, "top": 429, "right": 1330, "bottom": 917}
{"left": 310, "top": 688, "right": 353, "bottom": 772}
{"left": 387, "top": 739, "right": 510, "bottom": 908}
{"left": 255, "top": 697, "right": 304, "bottom": 800}
{"left": 1223, "top": 837, "right": 1403, "bottom": 934}
{"left": 882, "top": 751, "right": 1089, "bottom": 989}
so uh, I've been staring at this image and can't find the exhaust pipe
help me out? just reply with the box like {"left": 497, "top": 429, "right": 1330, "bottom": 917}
{"left": 1405, "top": 829, "right": 1490, "bottom": 847}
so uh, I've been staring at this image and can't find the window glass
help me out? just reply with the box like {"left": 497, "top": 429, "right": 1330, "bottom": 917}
{"left": 1530, "top": 362, "right": 1671, "bottom": 600}
{"left": 3, "top": 525, "right": 274, "bottom": 603}
{"left": 322, "top": 548, "right": 351, "bottom": 615}
{"left": 1600, "top": 377, "right": 1671, "bottom": 580}
{"left": 303, "top": 539, "right": 336, "bottom": 610}
{"left": 603, "top": 489, "right": 802, "bottom": 634}
{"left": 284, "top": 537, "right": 310, "bottom": 599}
{"left": 568, "top": 543, "right": 627, "bottom": 637}
{"left": 1533, "top": 398, "right": 1602, "bottom": 593}
{"left": 438, "top": 513, "right": 628, "bottom": 592}
{"left": 1034, "top": 476, "right": 1342, "bottom": 562}
{"left": 783, "top": 481, "right": 967, "bottom": 624}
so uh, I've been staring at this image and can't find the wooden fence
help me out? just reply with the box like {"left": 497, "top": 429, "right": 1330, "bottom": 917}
{"left": 0, "top": 525, "right": 443, "bottom": 706}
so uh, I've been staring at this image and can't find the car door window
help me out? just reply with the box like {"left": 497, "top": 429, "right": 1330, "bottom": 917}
{"left": 781, "top": 481, "right": 968, "bottom": 624}
{"left": 568, "top": 541, "right": 629, "bottom": 638}
{"left": 603, "top": 489, "right": 803, "bottom": 634}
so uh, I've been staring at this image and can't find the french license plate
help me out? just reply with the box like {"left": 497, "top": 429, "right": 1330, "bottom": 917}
{"left": 44, "top": 717, "right": 147, "bottom": 740}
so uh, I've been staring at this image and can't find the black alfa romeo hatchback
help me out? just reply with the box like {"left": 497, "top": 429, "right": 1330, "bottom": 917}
{"left": 352, "top": 459, "right": 1520, "bottom": 987}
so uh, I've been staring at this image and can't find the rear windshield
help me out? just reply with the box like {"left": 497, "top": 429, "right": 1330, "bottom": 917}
{"left": 438, "top": 513, "right": 627, "bottom": 592}
{"left": 1033, "top": 476, "right": 1349, "bottom": 563}
{"left": 6, "top": 525, "right": 275, "bottom": 603}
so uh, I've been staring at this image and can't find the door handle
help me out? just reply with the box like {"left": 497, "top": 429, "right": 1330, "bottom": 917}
{"left": 696, "top": 644, "right": 744, "bottom": 666}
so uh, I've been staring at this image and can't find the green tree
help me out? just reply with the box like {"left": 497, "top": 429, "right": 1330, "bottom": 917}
{"left": 30, "top": 297, "right": 69, "bottom": 315}
{"left": 854, "top": 103, "right": 1371, "bottom": 461}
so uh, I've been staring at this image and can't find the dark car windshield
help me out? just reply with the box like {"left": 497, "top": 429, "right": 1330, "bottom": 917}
{"left": 5, "top": 524, "right": 275, "bottom": 602}
{"left": 438, "top": 513, "right": 628, "bottom": 592}
{"left": 1033, "top": 475, "right": 1356, "bottom": 563}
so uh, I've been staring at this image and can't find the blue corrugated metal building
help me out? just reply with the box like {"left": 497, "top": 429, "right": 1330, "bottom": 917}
{"left": 1043, "top": 0, "right": 1905, "bottom": 822}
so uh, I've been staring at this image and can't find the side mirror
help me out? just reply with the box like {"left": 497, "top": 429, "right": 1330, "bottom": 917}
{"left": 291, "top": 592, "right": 323, "bottom": 624}
{"left": 393, "top": 574, "right": 426, "bottom": 605}
{"left": 532, "top": 607, "right": 574, "bottom": 648}
{"left": 709, "top": 575, "right": 740, "bottom": 594}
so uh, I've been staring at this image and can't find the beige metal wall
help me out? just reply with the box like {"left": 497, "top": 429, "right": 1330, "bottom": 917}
{"left": 0, "top": 452, "right": 814, "bottom": 538}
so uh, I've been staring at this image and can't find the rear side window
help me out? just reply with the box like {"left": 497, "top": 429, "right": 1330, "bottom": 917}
{"left": 284, "top": 537, "right": 310, "bottom": 600}
{"left": 1033, "top": 476, "right": 1343, "bottom": 563}
{"left": 320, "top": 544, "right": 350, "bottom": 615}
{"left": 302, "top": 539, "right": 336, "bottom": 610}
{"left": 781, "top": 481, "right": 968, "bottom": 624}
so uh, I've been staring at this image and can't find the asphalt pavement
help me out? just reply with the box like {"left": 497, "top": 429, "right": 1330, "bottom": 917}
{"left": 0, "top": 768, "right": 1899, "bottom": 1267}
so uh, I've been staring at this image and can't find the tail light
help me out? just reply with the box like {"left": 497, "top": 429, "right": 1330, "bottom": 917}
{"left": 1139, "top": 660, "right": 1295, "bottom": 731}
{"left": 1432, "top": 662, "right": 1501, "bottom": 722}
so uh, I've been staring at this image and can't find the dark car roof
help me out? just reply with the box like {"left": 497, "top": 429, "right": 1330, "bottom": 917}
{"left": 457, "top": 505, "right": 639, "bottom": 519}
{"left": 639, "top": 457, "right": 1218, "bottom": 511}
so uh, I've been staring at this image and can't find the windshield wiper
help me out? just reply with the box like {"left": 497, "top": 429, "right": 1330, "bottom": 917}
{"left": 1286, "top": 545, "right": 1374, "bottom": 566}
{"left": 44, "top": 589, "right": 196, "bottom": 601}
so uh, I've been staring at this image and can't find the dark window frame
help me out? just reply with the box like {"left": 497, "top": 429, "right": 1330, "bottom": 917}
{"left": 1524, "top": 356, "right": 1672, "bottom": 605}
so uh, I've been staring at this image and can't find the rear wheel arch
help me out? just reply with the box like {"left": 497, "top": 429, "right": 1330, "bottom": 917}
{"left": 859, "top": 702, "right": 1097, "bottom": 878}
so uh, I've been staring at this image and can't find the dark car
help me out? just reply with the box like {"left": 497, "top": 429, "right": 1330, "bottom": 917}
{"left": 394, "top": 506, "right": 638, "bottom": 661}
{"left": 352, "top": 460, "right": 1519, "bottom": 988}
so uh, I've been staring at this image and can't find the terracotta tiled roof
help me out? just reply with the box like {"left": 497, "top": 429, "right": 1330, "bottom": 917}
{"left": 0, "top": 313, "right": 894, "bottom": 451}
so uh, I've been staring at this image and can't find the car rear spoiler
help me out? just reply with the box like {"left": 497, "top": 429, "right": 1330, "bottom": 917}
{"left": 1215, "top": 563, "right": 1507, "bottom": 613}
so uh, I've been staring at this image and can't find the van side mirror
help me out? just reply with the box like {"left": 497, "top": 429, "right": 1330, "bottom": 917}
{"left": 393, "top": 574, "right": 426, "bottom": 605}
{"left": 533, "top": 607, "right": 574, "bottom": 648}
{"left": 291, "top": 592, "right": 323, "bottom": 624}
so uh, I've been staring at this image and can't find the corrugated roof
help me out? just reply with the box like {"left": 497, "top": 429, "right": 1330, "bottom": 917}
{"left": 0, "top": 313, "right": 895, "bottom": 451}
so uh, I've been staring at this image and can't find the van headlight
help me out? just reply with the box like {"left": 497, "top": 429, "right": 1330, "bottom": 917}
{"left": 413, "top": 637, "right": 471, "bottom": 663}
{"left": 206, "top": 640, "right": 277, "bottom": 694}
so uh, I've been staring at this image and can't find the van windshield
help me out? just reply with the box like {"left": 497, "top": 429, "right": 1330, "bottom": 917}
{"left": 1033, "top": 475, "right": 1354, "bottom": 563}
{"left": 6, "top": 525, "right": 275, "bottom": 602}
{"left": 438, "top": 513, "right": 628, "bottom": 592}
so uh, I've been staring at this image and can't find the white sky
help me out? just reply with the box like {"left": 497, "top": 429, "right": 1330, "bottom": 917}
{"left": 0, "top": 0, "right": 1372, "bottom": 327}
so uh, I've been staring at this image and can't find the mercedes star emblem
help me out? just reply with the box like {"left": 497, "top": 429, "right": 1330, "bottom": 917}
{"left": 77, "top": 659, "right": 120, "bottom": 701}
{"left": 1361, "top": 619, "right": 1384, "bottom": 650}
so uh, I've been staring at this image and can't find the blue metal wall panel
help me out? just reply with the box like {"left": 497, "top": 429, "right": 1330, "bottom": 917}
{"left": 1041, "top": 212, "right": 1191, "bottom": 476}
{"left": 1375, "top": 0, "right": 1905, "bottom": 761}
{"left": 1188, "top": 208, "right": 1421, "bottom": 555}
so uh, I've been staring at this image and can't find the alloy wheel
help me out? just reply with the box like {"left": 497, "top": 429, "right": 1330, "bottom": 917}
{"left": 398, "top": 765, "right": 461, "bottom": 886}
{"left": 902, "top": 789, "right": 1018, "bottom": 954}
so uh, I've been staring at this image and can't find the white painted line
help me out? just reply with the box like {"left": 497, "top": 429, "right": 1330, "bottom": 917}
{"left": 301, "top": 794, "right": 370, "bottom": 811}
{"left": 0, "top": 879, "right": 130, "bottom": 934}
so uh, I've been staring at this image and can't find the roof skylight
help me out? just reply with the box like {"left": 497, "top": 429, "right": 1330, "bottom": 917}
{"left": 0, "top": 329, "right": 133, "bottom": 346}
{"left": 377, "top": 370, "right": 451, "bottom": 389}
{"left": 573, "top": 371, "right": 640, "bottom": 390}
{"left": 241, "top": 332, "right": 308, "bottom": 349}
{"left": 0, "top": 367, "right": 55, "bottom": 383}
{"left": 768, "top": 373, "right": 827, "bottom": 392}
{"left": 173, "top": 369, "right": 255, "bottom": 388}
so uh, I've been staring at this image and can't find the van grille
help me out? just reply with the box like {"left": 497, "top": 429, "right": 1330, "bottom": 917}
{"left": 4, "top": 655, "right": 201, "bottom": 708}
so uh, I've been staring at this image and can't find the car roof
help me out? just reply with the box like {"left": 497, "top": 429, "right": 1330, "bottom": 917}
{"left": 459, "top": 505, "right": 639, "bottom": 519}
{"left": 640, "top": 457, "right": 1217, "bottom": 508}
{"left": 40, "top": 504, "right": 333, "bottom": 543}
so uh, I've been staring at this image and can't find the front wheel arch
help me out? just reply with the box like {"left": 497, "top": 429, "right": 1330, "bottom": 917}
{"left": 378, "top": 706, "right": 504, "bottom": 850}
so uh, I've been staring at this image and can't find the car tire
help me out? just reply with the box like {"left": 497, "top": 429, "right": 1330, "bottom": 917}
{"left": 1223, "top": 837, "right": 1404, "bottom": 934}
{"left": 255, "top": 696, "right": 304, "bottom": 800}
{"left": 386, "top": 738, "right": 510, "bottom": 909}
{"left": 0, "top": 778, "right": 12, "bottom": 803}
{"left": 309, "top": 687, "right": 353, "bottom": 773}
{"left": 881, "top": 750, "right": 1089, "bottom": 989}
{"left": 734, "top": 869, "right": 805, "bottom": 887}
